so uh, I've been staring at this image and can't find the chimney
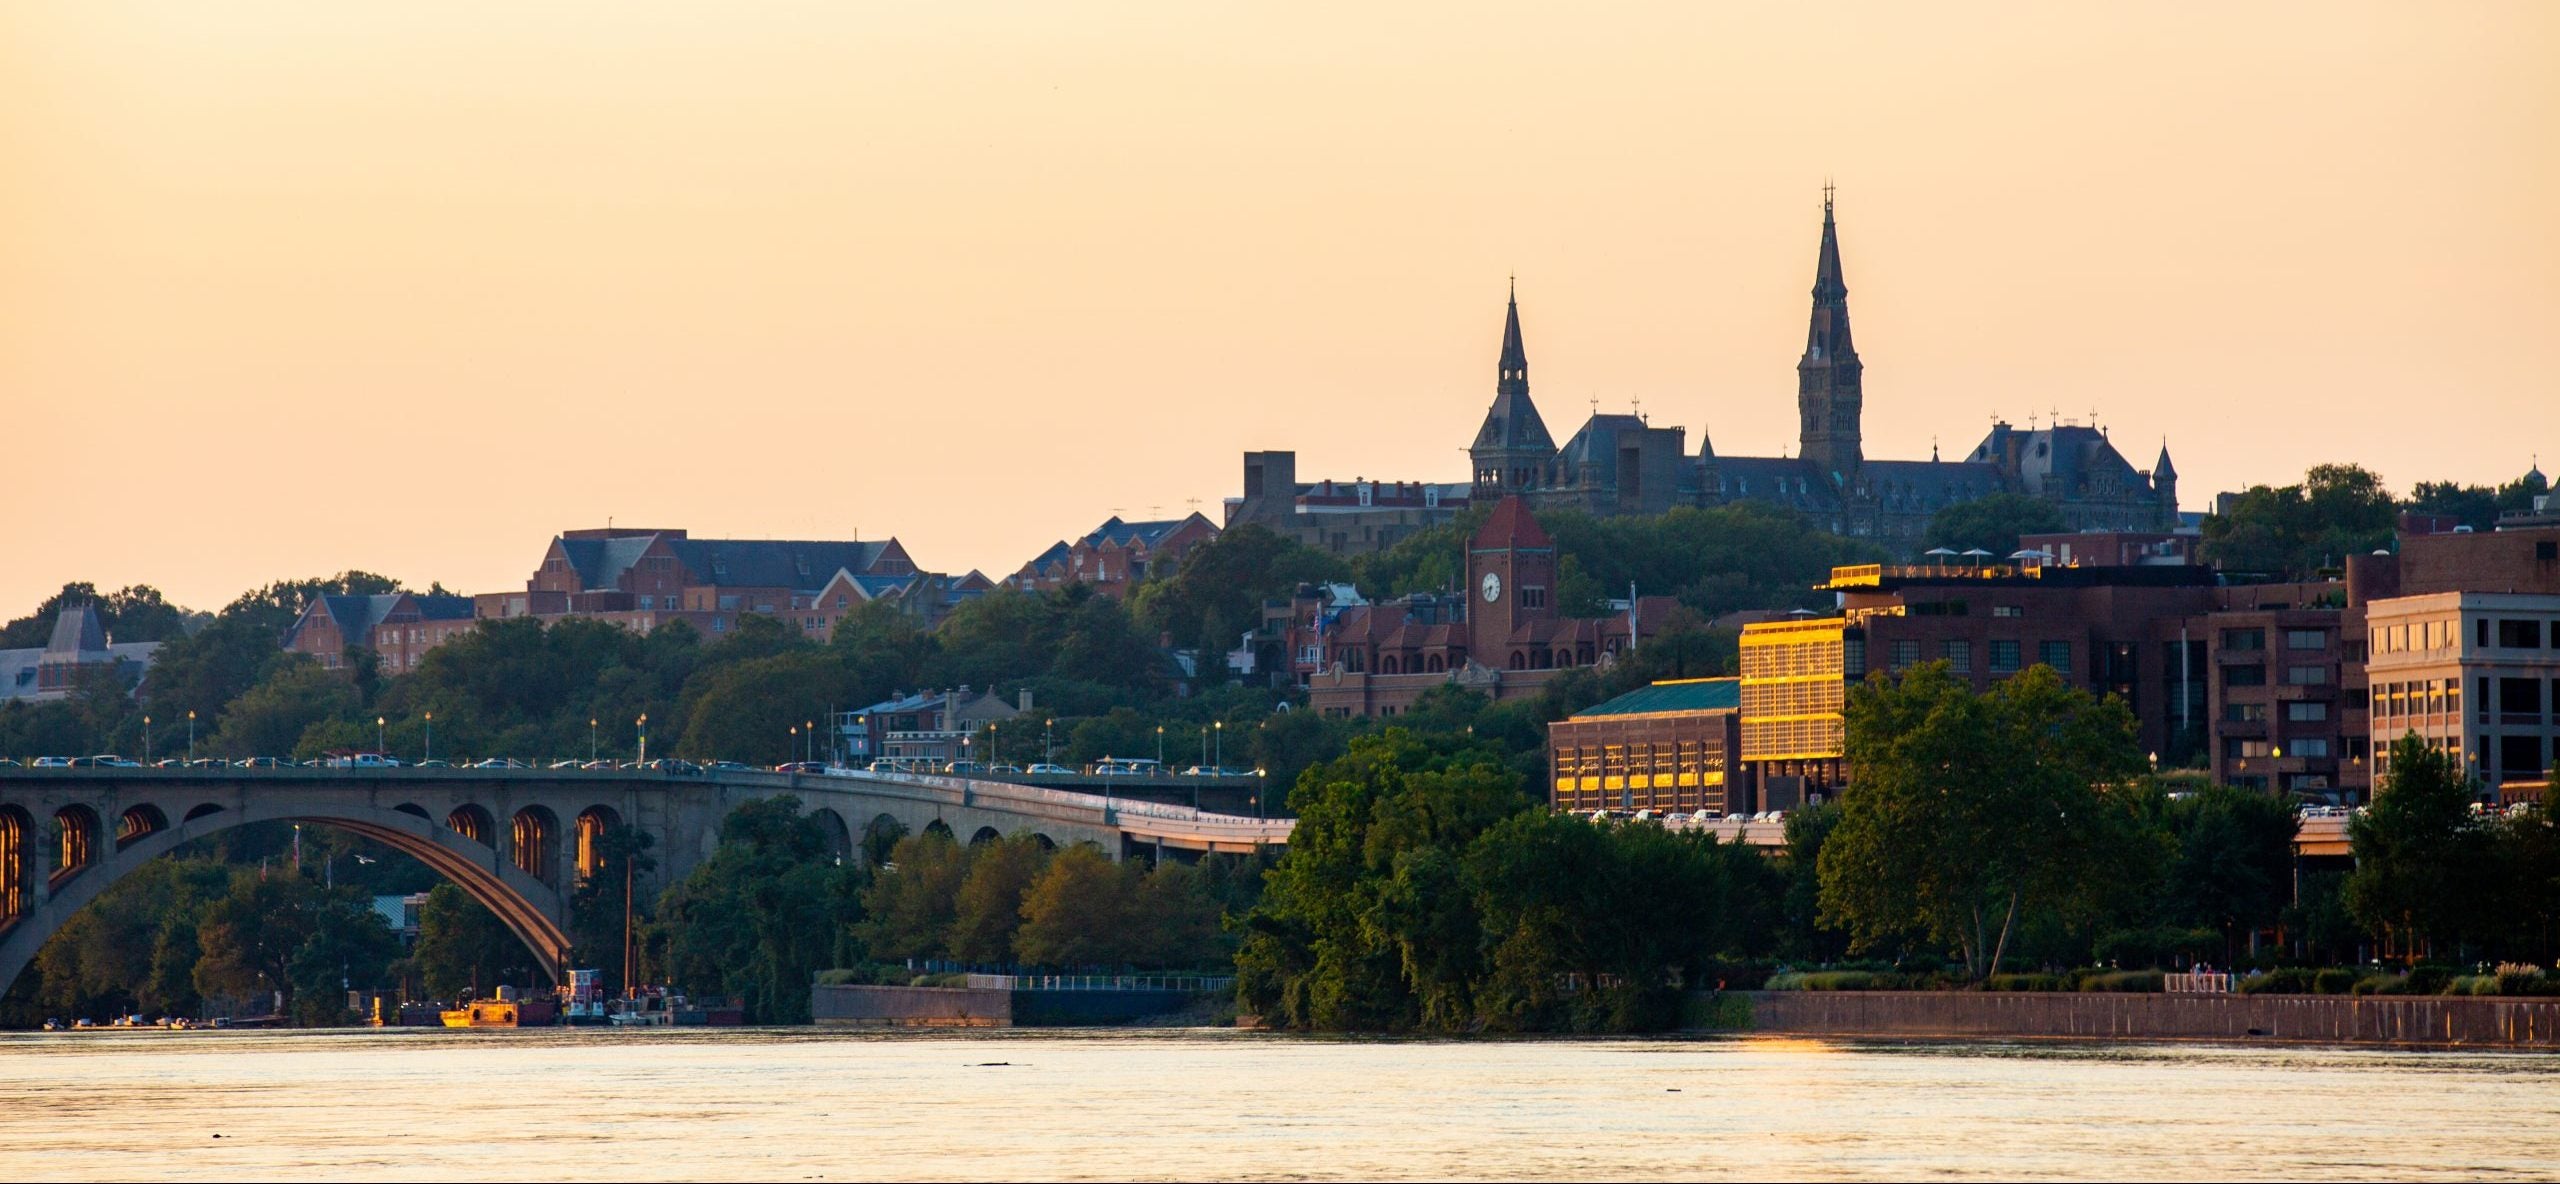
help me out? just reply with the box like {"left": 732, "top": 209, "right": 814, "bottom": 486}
{"left": 1018, "top": 688, "right": 1033, "bottom": 712}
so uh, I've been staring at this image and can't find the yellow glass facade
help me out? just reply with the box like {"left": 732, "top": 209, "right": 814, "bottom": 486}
{"left": 1740, "top": 618, "right": 1847, "bottom": 761}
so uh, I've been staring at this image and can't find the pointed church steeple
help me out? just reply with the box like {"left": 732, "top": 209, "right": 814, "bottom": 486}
{"left": 1797, "top": 185, "right": 1864, "bottom": 479}
{"left": 2153, "top": 440, "right": 2177, "bottom": 481}
{"left": 1472, "top": 281, "right": 1556, "bottom": 496}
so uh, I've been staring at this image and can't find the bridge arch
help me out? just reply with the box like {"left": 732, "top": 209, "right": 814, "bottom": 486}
{"left": 0, "top": 797, "right": 573, "bottom": 1000}
{"left": 808, "top": 808, "right": 852, "bottom": 863}
{"left": 183, "top": 803, "right": 223, "bottom": 823}
{"left": 968, "top": 825, "right": 1002, "bottom": 847}
{"left": 51, "top": 805, "right": 99, "bottom": 887}
{"left": 510, "top": 805, "right": 559, "bottom": 885}
{"left": 447, "top": 804, "right": 493, "bottom": 845}
{"left": 116, "top": 804, "right": 169, "bottom": 850}
{"left": 574, "top": 806, "right": 622, "bottom": 880}
{"left": 0, "top": 806, "right": 27, "bottom": 923}
{"left": 922, "top": 819, "right": 954, "bottom": 842}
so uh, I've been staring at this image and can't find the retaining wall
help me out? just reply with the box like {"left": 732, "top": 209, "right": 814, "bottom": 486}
{"left": 812, "top": 984, "right": 1204, "bottom": 1028}
{"left": 1743, "top": 990, "right": 2560, "bottom": 1048}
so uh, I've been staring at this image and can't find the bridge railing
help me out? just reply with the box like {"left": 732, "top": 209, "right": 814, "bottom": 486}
{"left": 2164, "top": 972, "right": 2235, "bottom": 994}
{"left": 963, "top": 973, "right": 1235, "bottom": 993}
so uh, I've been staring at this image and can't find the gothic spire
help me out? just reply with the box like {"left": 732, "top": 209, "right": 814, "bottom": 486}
{"left": 1796, "top": 185, "right": 1864, "bottom": 476}
{"left": 1499, "top": 277, "right": 1527, "bottom": 375}
{"left": 2154, "top": 439, "right": 2177, "bottom": 479}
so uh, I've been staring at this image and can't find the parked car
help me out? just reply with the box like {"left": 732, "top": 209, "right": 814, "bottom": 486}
{"left": 1024, "top": 763, "right": 1074, "bottom": 775}
{"left": 638, "top": 758, "right": 702, "bottom": 775}
{"left": 773, "top": 761, "right": 824, "bottom": 774}
{"left": 86, "top": 755, "right": 142, "bottom": 768}
{"left": 327, "top": 753, "right": 401, "bottom": 769}
{"left": 33, "top": 756, "right": 74, "bottom": 768}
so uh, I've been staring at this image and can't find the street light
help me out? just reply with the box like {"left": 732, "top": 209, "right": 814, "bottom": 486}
{"left": 1214, "top": 719, "right": 1224, "bottom": 772}
{"left": 376, "top": 715, "right": 386, "bottom": 754}
{"left": 590, "top": 718, "right": 599, "bottom": 764}
{"left": 143, "top": 715, "right": 152, "bottom": 764}
{"left": 187, "top": 710, "right": 196, "bottom": 763}
{"left": 790, "top": 724, "right": 799, "bottom": 765}
{"left": 1156, "top": 725, "right": 1165, "bottom": 768}
{"left": 1044, "top": 718, "right": 1055, "bottom": 766}
{"left": 637, "top": 713, "right": 648, "bottom": 764}
{"left": 424, "top": 711, "right": 434, "bottom": 763}
{"left": 805, "top": 721, "right": 815, "bottom": 764}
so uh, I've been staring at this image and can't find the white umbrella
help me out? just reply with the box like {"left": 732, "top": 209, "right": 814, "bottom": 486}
{"left": 1922, "top": 547, "right": 1957, "bottom": 568}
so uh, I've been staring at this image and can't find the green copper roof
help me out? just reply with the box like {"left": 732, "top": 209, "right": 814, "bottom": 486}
{"left": 1573, "top": 677, "right": 1741, "bottom": 718}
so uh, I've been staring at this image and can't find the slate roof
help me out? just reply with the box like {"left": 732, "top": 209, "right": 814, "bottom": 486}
{"left": 561, "top": 534, "right": 894, "bottom": 593}
{"left": 1962, "top": 424, "right": 2150, "bottom": 499}
{"left": 1710, "top": 456, "right": 1838, "bottom": 509}
{"left": 45, "top": 604, "right": 106, "bottom": 654}
{"left": 1573, "top": 677, "right": 1742, "bottom": 717}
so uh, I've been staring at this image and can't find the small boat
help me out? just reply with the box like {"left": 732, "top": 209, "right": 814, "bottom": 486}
{"left": 440, "top": 986, "right": 560, "bottom": 1028}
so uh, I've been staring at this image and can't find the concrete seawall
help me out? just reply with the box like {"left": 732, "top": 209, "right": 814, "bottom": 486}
{"left": 1742, "top": 990, "right": 2560, "bottom": 1049}
{"left": 812, "top": 984, "right": 1204, "bottom": 1028}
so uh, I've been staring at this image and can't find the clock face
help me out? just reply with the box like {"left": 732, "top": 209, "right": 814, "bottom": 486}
{"left": 1481, "top": 571, "right": 1502, "bottom": 603}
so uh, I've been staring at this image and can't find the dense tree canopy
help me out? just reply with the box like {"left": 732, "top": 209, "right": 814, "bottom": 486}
{"left": 1923, "top": 493, "right": 2065, "bottom": 557}
{"left": 1818, "top": 663, "right": 2152, "bottom": 981}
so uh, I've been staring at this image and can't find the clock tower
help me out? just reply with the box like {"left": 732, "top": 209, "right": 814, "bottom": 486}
{"left": 1466, "top": 496, "right": 1558, "bottom": 661}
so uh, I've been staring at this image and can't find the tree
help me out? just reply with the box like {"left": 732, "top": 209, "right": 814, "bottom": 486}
{"left": 1133, "top": 525, "right": 1348, "bottom": 680}
{"left": 413, "top": 883, "right": 532, "bottom": 1000}
{"left": 1923, "top": 493, "right": 2064, "bottom": 557}
{"left": 0, "top": 583, "right": 197, "bottom": 649}
{"left": 654, "top": 796, "right": 866, "bottom": 1023}
{"left": 2201, "top": 463, "right": 2397, "bottom": 577}
{"left": 1014, "top": 845, "right": 1141, "bottom": 968}
{"left": 2157, "top": 786, "right": 2299, "bottom": 962}
{"left": 1817, "top": 663, "right": 2149, "bottom": 981}
{"left": 194, "top": 872, "right": 398, "bottom": 1022}
{"left": 946, "top": 834, "right": 1052, "bottom": 964}
{"left": 857, "top": 829, "right": 969, "bottom": 962}
{"left": 2344, "top": 736, "right": 2489, "bottom": 962}
{"left": 206, "top": 657, "right": 358, "bottom": 758}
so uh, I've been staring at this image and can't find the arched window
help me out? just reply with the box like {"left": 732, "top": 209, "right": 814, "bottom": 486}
{"left": 1509, "top": 651, "right": 1527, "bottom": 671}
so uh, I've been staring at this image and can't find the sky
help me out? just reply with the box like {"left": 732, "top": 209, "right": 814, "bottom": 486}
{"left": 3, "top": 2, "right": 2555, "bottom": 615}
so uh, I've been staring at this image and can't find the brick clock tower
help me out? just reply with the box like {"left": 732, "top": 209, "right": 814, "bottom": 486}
{"left": 1797, "top": 185, "right": 1864, "bottom": 485}
{"left": 1466, "top": 497, "right": 1558, "bottom": 659}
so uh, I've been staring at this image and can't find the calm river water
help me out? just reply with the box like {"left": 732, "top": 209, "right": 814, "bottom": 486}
{"left": 2, "top": 1027, "right": 2556, "bottom": 1180}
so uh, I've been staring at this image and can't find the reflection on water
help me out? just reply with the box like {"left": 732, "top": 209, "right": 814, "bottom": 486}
{"left": 3, "top": 1027, "right": 2556, "bottom": 1181}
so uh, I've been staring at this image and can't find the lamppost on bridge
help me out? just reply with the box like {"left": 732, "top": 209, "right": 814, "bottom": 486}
{"left": 590, "top": 718, "right": 599, "bottom": 764}
{"left": 1214, "top": 719, "right": 1224, "bottom": 772}
{"left": 637, "top": 713, "right": 648, "bottom": 764}
{"left": 806, "top": 721, "right": 815, "bottom": 765}
{"left": 424, "top": 712, "right": 434, "bottom": 764}
{"left": 1156, "top": 725, "right": 1165, "bottom": 769}
{"left": 789, "top": 724, "right": 799, "bottom": 767}
{"left": 961, "top": 734, "right": 972, "bottom": 771}
{"left": 187, "top": 710, "right": 196, "bottom": 763}
{"left": 1043, "top": 718, "right": 1055, "bottom": 766}
{"left": 142, "top": 715, "right": 151, "bottom": 764}
{"left": 376, "top": 715, "right": 385, "bottom": 755}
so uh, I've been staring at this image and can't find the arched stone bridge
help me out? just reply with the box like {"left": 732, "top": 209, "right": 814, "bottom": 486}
{"left": 0, "top": 766, "right": 1292, "bottom": 996}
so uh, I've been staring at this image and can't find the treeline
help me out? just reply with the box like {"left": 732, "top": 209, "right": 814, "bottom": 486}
{"left": 632, "top": 798, "right": 1271, "bottom": 1023}
{"left": 2203, "top": 461, "right": 2549, "bottom": 578}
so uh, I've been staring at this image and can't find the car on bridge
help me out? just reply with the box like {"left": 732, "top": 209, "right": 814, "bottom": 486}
{"left": 415, "top": 759, "right": 453, "bottom": 769}
{"left": 578, "top": 760, "right": 618, "bottom": 771}
{"left": 325, "top": 753, "right": 401, "bottom": 769}
{"left": 469, "top": 758, "right": 531, "bottom": 770}
{"left": 232, "top": 756, "right": 290, "bottom": 769}
{"left": 1025, "top": 763, "right": 1073, "bottom": 775}
{"left": 773, "top": 761, "right": 824, "bottom": 774}
{"left": 637, "top": 759, "right": 702, "bottom": 775}
{"left": 985, "top": 764, "right": 1023, "bottom": 775}
{"left": 1092, "top": 758, "right": 1163, "bottom": 777}
{"left": 33, "top": 757, "right": 74, "bottom": 768}
{"left": 703, "top": 760, "right": 752, "bottom": 772}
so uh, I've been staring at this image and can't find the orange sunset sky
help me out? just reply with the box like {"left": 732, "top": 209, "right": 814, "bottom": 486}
{"left": 3, "top": 2, "right": 2554, "bottom": 614}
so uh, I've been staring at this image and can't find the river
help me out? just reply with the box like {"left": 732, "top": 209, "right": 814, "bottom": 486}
{"left": 2, "top": 1027, "right": 2555, "bottom": 1180}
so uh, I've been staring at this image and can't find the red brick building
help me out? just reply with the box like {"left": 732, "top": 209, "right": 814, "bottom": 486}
{"left": 1274, "top": 498, "right": 1681, "bottom": 718}
{"left": 1013, "top": 514, "right": 1219, "bottom": 597}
